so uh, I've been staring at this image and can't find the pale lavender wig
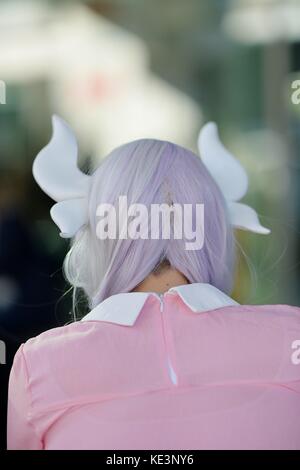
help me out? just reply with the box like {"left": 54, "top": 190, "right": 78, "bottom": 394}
{"left": 64, "top": 139, "right": 236, "bottom": 311}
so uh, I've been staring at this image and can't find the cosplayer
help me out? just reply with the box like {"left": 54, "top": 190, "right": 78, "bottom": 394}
{"left": 7, "top": 116, "right": 300, "bottom": 449}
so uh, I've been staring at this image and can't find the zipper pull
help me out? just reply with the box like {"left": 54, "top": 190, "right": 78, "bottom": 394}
{"left": 159, "top": 293, "right": 163, "bottom": 312}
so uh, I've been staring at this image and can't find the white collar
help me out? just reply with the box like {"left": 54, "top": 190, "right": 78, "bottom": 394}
{"left": 81, "top": 283, "right": 239, "bottom": 326}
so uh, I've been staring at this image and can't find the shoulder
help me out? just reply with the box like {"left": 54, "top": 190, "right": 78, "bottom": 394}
{"left": 17, "top": 316, "right": 134, "bottom": 385}
{"left": 206, "top": 303, "right": 300, "bottom": 342}
{"left": 11, "top": 320, "right": 121, "bottom": 416}
{"left": 210, "top": 302, "right": 300, "bottom": 323}
{"left": 204, "top": 303, "right": 300, "bottom": 381}
{"left": 21, "top": 319, "right": 110, "bottom": 364}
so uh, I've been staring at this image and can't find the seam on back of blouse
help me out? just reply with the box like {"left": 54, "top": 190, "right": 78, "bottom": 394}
{"left": 29, "top": 377, "right": 300, "bottom": 419}
{"left": 19, "top": 344, "right": 44, "bottom": 446}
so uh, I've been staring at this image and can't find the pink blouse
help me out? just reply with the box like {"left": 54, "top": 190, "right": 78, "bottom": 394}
{"left": 7, "top": 283, "right": 300, "bottom": 450}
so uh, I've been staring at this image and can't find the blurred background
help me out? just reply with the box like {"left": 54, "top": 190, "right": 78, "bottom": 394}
{"left": 1, "top": 0, "right": 300, "bottom": 448}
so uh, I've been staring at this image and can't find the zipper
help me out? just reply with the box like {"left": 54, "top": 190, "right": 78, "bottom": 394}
{"left": 155, "top": 293, "right": 178, "bottom": 386}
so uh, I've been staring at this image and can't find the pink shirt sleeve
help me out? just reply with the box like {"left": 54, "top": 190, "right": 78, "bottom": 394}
{"left": 7, "top": 344, "right": 43, "bottom": 450}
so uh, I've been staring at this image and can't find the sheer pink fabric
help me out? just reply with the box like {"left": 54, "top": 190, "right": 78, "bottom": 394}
{"left": 7, "top": 292, "right": 300, "bottom": 449}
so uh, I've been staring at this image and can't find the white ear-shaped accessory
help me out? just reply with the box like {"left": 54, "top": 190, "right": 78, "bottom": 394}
{"left": 198, "top": 122, "right": 270, "bottom": 234}
{"left": 33, "top": 116, "right": 270, "bottom": 238}
{"left": 32, "top": 115, "right": 92, "bottom": 238}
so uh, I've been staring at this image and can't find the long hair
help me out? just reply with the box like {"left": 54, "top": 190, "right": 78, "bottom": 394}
{"left": 63, "top": 138, "right": 236, "bottom": 312}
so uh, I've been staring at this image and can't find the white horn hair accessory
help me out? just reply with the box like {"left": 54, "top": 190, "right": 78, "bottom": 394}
{"left": 32, "top": 115, "right": 270, "bottom": 238}
{"left": 32, "top": 115, "right": 92, "bottom": 238}
{"left": 198, "top": 122, "right": 270, "bottom": 235}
